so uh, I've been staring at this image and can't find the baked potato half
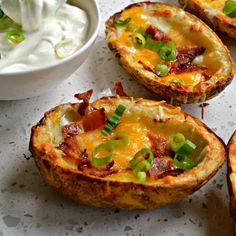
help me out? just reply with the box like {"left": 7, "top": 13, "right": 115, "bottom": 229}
{"left": 105, "top": 2, "right": 234, "bottom": 104}
{"left": 30, "top": 91, "right": 225, "bottom": 209}
{"left": 227, "top": 131, "right": 236, "bottom": 232}
{"left": 179, "top": 0, "right": 236, "bottom": 40}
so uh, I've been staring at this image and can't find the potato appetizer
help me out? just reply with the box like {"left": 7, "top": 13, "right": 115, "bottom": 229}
{"left": 30, "top": 90, "right": 225, "bottom": 209}
{"left": 105, "top": 2, "right": 234, "bottom": 104}
{"left": 179, "top": 0, "right": 236, "bottom": 40}
{"left": 227, "top": 131, "right": 236, "bottom": 232}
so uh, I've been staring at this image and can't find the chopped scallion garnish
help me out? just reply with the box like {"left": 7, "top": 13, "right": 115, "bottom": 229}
{"left": 6, "top": 31, "right": 25, "bottom": 44}
{"left": 102, "top": 104, "right": 126, "bottom": 136}
{"left": 130, "top": 148, "right": 154, "bottom": 169}
{"left": 223, "top": 0, "right": 236, "bottom": 17}
{"left": 159, "top": 41, "right": 177, "bottom": 61}
{"left": 132, "top": 33, "right": 146, "bottom": 49}
{"left": 109, "top": 132, "right": 129, "bottom": 147}
{"left": 91, "top": 142, "right": 114, "bottom": 166}
{"left": 155, "top": 64, "right": 169, "bottom": 77}
{"left": 113, "top": 17, "right": 131, "bottom": 27}
{"left": 173, "top": 154, "right": 196, "bottom": 170}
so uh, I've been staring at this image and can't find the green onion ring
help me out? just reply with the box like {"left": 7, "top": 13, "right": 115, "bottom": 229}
{"left": 159, "top": 41, "right": 176, "bottom": 61}
{"left": 130, "top": 148, "right": 154, "bottom": 168}
{"left": 113, "top": 17, "right": 131, "bottom": 26}
{"left": 136, "top": 171, "right": 147, "bottom": 182}
{"left": 155, "top": 64, "right": 169, "bottom": 77}
{"left": 6, "top": 31, "right": 25, "bottom": 44}
{"left": 91, "top": 142, "right": 114, "bottom": 166}
{"left": 170, "top": 133, "right": 186, "bottom": 152}
{"left": 177, "top": 139, "right": 196, "bottom": 156}
{"left": 223, "top": 0, "right": 236, "bottom": 17}
{"left": 173, "top": 154, "right": 196, "bottom": 170}
{"left": 132, "top": 33, "right": 146, "bottom": 49}
{"left": 170, "top": 79, "right": 186, "bottom": 85}
{"left": 109, "top": 132, "right": 129, "bottom": 147}
{"left": 134, "top": 160, "right": 151, "bottom": 173}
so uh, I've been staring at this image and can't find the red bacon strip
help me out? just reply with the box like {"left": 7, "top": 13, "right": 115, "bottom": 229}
{"left": 170, "top": 46, "right": 206, "bottom": 74}
{"left": 147, "top": 133, "right": 168, "bottom": 158}
{"left": 114, "top": 81, "right": 128, "bottom": 96}
{"left": 145, "top": 25, "right": 170, "bottom": 42}
{"left": 82, "top": 108, "right": 107, "bottom": 132}
{"left": 74, "top": 89, "right": 93, "bottom": 115}
{"left": 149, "top": 158, "right": 183, "bottom": 179}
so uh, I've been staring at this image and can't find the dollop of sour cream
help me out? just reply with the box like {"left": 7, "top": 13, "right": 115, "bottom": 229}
{"left": 0, "top": 0, "right": 89, "bottom": 73}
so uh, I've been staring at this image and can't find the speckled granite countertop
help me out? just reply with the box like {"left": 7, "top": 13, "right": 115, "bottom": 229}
{"left": 0, "top": 0, "right": 235, "bottom": 235}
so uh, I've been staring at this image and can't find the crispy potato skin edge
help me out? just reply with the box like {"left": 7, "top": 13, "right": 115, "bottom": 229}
{"left": 227, "top": 131, "right": 236, "bottom": 232}
{"left": 105, "top": 1, "right": 234, "bottom": 105}
{"left": 30, "top": 97, "right": 226, "bottom": 209}
{"left": 179, "top": 0, "right": 236, "bottom": 40}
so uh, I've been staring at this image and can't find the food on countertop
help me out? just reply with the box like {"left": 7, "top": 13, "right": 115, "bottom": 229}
{"left": 0, "top": 0, "right": 88, "bottom": 73}
{"left": 227, "top": 131, "right": 236, "bottom": 233}
{"left": 179, "top": 0, "right": 236, "bottom": 39}
{"left": 106, "top": 2, "right": 234, "bottom": 104}
{"left": 30, "top": 90, "right": 225, "bottom": 209}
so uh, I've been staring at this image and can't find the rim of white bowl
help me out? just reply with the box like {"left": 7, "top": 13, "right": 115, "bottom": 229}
{"left": 0, "top": 0, "right": 101, "bottom": 75}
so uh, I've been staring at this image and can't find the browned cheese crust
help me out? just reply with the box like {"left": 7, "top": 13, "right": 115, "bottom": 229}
{"left": 30, "top": 96, "right": 226, "bottom": 209}
{"left": 105, "top": 2, "right": 234, "bottom": 104}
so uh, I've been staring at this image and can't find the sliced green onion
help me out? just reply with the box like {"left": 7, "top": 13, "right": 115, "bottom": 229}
{"left": 173, "top": 154, "right": 196, "bottom": 170}
{"left": 177, "top": 140, "right": 196, "bottom": 156}
{"left": 55, "top": 38, "right": 77, "bottom": 59}
{"left": 170, "top": 79, "right": 186, "bottom": 85}
{"left": 91, "top": 142, "right": 114, "bottom": 166}
{"left": 134, "top": 160, "right": 151, "bottom": 173}
{"left": 6, "top": 31, "right": 25, "bottom": 44}
{"left": 159, "top": 41, "right": 176, "bottom": 61}
{"left": 0, "top": 9, "right": 4, "bottom": 19}
{"left": 102, "top": 104, "right": 126, "bottom": 136}
{"left": 136, "top": 171, "right": 147, "bottom": 182}
{"left": 223, "top": 0, "right": 236, "bottom": 17}
{"left": 113, "top": 17, "right": 131, "bottom": 26}
{"left": 145, "top": 38, "right": 164, "bottom": 53}
{"left": 170, "top": 133, "right": 186, "bottom": 152}
{"left": 109, "top": 132, "right": 129, "bottom": 147}
{"left": 155, "top": 64, "right": 169, "bottom": 77}
{"left": 130, "top": 148, "right": 154, "bottom": 168}
{"left": 132, "top": 33, "right": 146, "bottom": 49}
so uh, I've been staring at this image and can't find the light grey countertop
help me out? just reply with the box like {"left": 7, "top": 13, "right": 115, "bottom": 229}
{"left": 0, "top": 0, "right": 235, "bottom": 235}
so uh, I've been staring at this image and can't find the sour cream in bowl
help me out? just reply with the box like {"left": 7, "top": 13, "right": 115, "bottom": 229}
{"left": 0, "top": 0, "right": 100, "bottom": 100}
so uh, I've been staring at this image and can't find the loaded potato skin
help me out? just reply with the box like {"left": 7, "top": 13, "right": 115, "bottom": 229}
{"left": 227, "top": 131, "right": 236, "bottom": 231}
{"left": 179, "top": 0, "right": 236, "bottom": 40}
{"left": 30, "top": 93, "right": 225, "bottom": 209}
{"left": 106, "top": 2, "right": 234, "bottom": 104}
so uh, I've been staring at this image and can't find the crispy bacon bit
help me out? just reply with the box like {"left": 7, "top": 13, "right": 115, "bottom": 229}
{"left": 170, "top": 46, "right": 206, "bottom": 74}
{"left": 59, "top": 137, "right": 82, "bottom": 164}
{"left": 82, "top": 109, "right": 107, "bottom": 132}
{"left": 63, "top": 123, "right": 82, "bottom": 137}
{"left": 145, "top": 25, "right": 168, "bottom": 42}
{"left": 152, "top": 9, "right": 171, "bottom": 17}
{"left": 74, "top": 89, "right": 93, "bottom": 115}
{"left": 78, "top": 149, "right": 91, "bottom": 170}
{"left": 149, "top": 158, "right": 183, "bottom": 179}
{"left": 114, "top": 81, "right": 128, "bottom": 96}
{"left": 147, "top": 133, "right": 168, "bottom": 158}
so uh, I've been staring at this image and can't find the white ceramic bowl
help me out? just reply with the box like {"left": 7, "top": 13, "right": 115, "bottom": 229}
{"left": 0, "top": 0, "right": 100, "bottom": 100}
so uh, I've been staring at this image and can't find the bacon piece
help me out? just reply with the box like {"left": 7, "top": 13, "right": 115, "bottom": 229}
{"left": 114, "top": 81, "right": 128, "bottom": 96}
{"left": 145, "top": 25, "right": 164, "bottom": 41}
{"left": 82, "top": 109, "right": 107, "bottom": 132}
{"left": 62, "top": 123, "right": 82, "bottom": 137}
{"left": 147, "top": 133, "right": 168, "bottom": 158}
{"left": 78, "top": 149, "right": 91, "bottom": 170}
{"left": 59, "top": 137, "right": 82, "bottom": 164}
{"left": 74, "top": 90, "right": 93, "bottom": 115}
{"left": 170, "top": 46, "right": 206, "bottom": 74}
{"left": 149, "top": 158, "right": 183, "bottom": 179}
